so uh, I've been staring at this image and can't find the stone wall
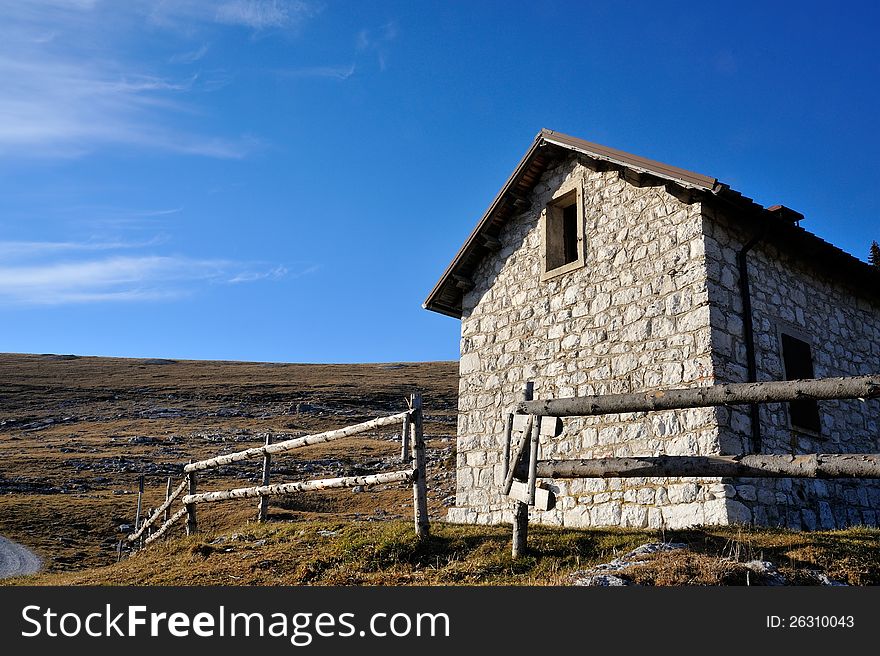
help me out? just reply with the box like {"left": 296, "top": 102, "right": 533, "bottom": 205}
{"left": 703, "top": 206, "right": 880, "bottom": 528}
{"left": 447, "top": 154, "right": 745, "bottom": 529}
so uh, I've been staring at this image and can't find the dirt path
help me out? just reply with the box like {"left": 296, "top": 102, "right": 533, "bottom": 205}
{"left": 0, "top": 535, "right": 41, "bottom": 578}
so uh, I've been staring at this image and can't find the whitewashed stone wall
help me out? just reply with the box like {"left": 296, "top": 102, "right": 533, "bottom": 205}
{"left": 703, "top": 206, "right": 880, "bottom": 529}
{"left": 447, "top": 155, "right": 750, "bottom": 529}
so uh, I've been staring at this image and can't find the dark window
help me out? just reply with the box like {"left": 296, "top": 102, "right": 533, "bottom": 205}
{"left": 545, "top": 192, "right": 581, "bottom": 274}
{"left": 562, "top": 202, "right": 578, "bottom": 265}
{"left": 780, "top": 333, "right": 821, "bottom": 433}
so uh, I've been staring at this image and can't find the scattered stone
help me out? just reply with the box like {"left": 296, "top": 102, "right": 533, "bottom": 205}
{"left": 743, "top": 560, "right": 788, "bottom": 586}
{"left": 351, "top": 486, "right": 364, "bottom": 493}
{"left": 127, "top": 436, "right": 160, "bottom": 445}
{"left": 800, "top": 569, "right": 848, "bottom": 586}
{"left": 592, "top": 542, "right": 688, "bottom": 573}
{"left": 571, "top": 573, "right": 633, "bottom": 586}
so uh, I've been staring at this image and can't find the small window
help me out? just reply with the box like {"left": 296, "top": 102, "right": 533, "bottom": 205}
{"left": 779, "top": 331, "right": 821, "bottom": 434}
{"left": 541, "top": 185, "right": 584, "bottom": 280}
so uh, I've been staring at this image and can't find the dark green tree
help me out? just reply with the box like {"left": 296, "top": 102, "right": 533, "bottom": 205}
{"left": 871, "top": 241, "right": 880, "bottom": 268}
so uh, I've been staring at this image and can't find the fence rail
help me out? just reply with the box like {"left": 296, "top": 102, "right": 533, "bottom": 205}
{"left": 529, "top": 454, "right": 880, "bottom": 479}
{"left": 183, "top": 411, "right": 413, "bottom": 473}
{"left": 123, "top": 394, "right": 429, "bottom": 555}
{"left": 183, "top": 470, "right": 416, "bottom": 505}
{"left": 517, "top": 375, "right": 880, "bottom": 417}
{"left": 505, "top": 375, "right": 880, "bottom": 557}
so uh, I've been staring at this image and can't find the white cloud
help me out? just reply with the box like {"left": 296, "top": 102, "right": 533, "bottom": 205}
{"left": 280, "top": 63, "right": 356, "bottom": 80}
{"left": 0, "top": 240, "right": 295, "bottom": 305}
{"left": 228, "top": 265, "right": 289, "bottom": 283}
{"left": 0, "top": 1, "right": 316, "bottom": 159}
{"left": 147, "top": 0, "right": 320, "bottom": 32}
{"left": 0, "top": 237, "right": 167, "bottom": 260}
{"left": 170, "top": 44, "right": 210, "bottom": 64}
{"left": 0, "top": 52, "right": 254, "bottom": 158}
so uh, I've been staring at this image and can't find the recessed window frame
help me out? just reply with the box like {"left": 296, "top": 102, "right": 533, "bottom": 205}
{"left": 776, "top": 322, "right": 823, "bottom": 437}
{"left": 540, "top": 181, "right": 585, "bottom": 281}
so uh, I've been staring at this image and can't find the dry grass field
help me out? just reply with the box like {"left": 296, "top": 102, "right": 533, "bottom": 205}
{"left": 0, "top": 353, "right": 458, "bottom": 574}
{"left": 2, "top": 352, "right": 879, "bottom": 586}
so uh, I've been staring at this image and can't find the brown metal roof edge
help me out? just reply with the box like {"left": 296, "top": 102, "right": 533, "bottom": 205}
{"left": 424, "top": 129, "right": 723, "bottom": 317}
{"left": 539, "top": 129, "right": 720, "bottom": 191}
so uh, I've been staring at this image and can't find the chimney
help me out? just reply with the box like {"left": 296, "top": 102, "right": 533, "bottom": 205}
{"left": 766, "top": 204, "right": 804, "bottom": 225}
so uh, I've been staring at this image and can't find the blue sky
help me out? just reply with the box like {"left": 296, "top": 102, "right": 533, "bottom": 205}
{"left": 0, "top": 1, "right": 878, "bottom": 363}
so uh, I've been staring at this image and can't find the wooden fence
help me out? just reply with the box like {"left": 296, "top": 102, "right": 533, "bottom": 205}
{"left": 122, "top": 393, "right": 429, "bottom": 555}
{"left": 503, "top": 375, "right": 880, "bottom": 557}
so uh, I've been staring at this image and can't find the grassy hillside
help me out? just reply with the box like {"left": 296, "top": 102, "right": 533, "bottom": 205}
{"left": 10, "top": 520, "right": 880, "bottom": 586}
{"left": 0, "top": 353, "right": 457, "bottom": 573}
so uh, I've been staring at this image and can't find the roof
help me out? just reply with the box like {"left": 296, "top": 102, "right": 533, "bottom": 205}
{"left": 424, "top": 128, "right": 880, "bottom": 318}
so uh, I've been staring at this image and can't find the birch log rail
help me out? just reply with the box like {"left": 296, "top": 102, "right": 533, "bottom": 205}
{"left": 127, "top": 479, "right": 188, "bottom": 543}
{"left": 143, "top": 507, "right": 188, "bottom": 546}
{"left": 125, "top": 400, "right": 429, "bottom": 555}
{"left": 533, "top": 454, "right": 880, "bottom": 479}
{"left": 182, "top": 470, "right": 416, "bottom": 505}
{"left": 518, "top": 375, "right": 880, "bottom": 417}
{"left": 183, "top": 411, "right": 413, "bottom": 473}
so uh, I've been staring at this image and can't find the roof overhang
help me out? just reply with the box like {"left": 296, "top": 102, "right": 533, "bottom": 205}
{"left": 424, "top": 128, "right": 880, "bottom": 318}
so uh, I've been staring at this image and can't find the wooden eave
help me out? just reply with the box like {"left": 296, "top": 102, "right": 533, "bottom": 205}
{"left": 424, "top": 129, "right": 880, "bottom": 318}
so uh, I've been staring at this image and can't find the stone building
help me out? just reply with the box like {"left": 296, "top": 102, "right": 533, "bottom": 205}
{"left": 424, "top": 129, "right": 880, "bottom": 530}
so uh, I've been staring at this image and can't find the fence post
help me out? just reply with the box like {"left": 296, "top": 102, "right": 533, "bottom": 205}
{"left": 411, "top": 393, "right": 430, "bottom": 539}
{"left": 257, "top": 434, "right": 273, "bottom": 522}
{"left": 502, "top": 413, "right": 514, "bottom": 479}
{"left": 527, "top": 416, "right": 541, "bottom": 505}
{"left": 116, "top": 539, "right": 123, "bottom": 563}
{"left": 134, "top": 475, "right": 144, "bottom": 532}
{"left": 512, "top": 382, "right": 533, "bottom": 558}
{"left": 401, "top": 412, "right": 412, "bottom": 463}
{"left": 164, "top": 477, "right": 172, "bottom": 522}
{"left": 186, "top": 459, "right": 198, "bottom": 536}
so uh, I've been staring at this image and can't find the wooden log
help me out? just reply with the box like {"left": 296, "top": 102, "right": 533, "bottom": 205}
{"left": 184, "top": 411, "right": 412, "bottom": 473}
{"left": 453, "top": 274, "right": 474, "bottom": 291}
{"left": 411, "top": 393, "right": 430, "bottom": 539}
{"left": 143, "top": 507, "right": 188, "bottom": 546}
{"left": 527, "top": 416, "right": 541, "bottom": 505}
{"left": 163, "top": 477, "right": 172, "bottom": 522}
{"left": 186, "top": 462, "right": 197, "bottom": 536}
{"left": 182, "top": 469, "right": 415, "bottom": 505}
{"left": 507, "top": 480, "right": 554, "bottom": 511}
{"left": 518, "top": 375, "right": 880, "bottom": 417}
{"left": 127, "top": 479, "right": 188, "bottom": 543}
{"left": 134, "top": 475, "right": 144, "bottom": 531}
{"left": 401, "top": 413, "right": 411, "bottom": 462}
{"left": 501, "top": 413, "right": 513, "bottom": 479}
{"left": 482, "top": 235, "right": 502, "bottom": 251}
{"left": 512, "top": 382, "right": 533, "bottom": 559}
{"left": 512, "top": 503, "right": 529, "bottom": 558}
{"left": 502, "top": 414, "right": 532, "bottom": 495}
{"left": 257, "top": 434, "right": 272, "bottom": 522}
{"left": 534, "top": 454, "right": 880, "bottom": 479}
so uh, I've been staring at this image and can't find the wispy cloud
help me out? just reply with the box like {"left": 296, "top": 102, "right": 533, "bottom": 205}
{"left": 0, "top": 51, "right": 255, "bottom": 158}
{"left": 0, "top": 237, "right": 168, "bottom": 259}
{"left": 228, "top": 265, "right": 288, "bottom": 283}
{"left": 147, "top": 1, "right": 320, "bottom": 33}
{"left": 280, "top": 63, "right": 356, "bottom": 80}
{"left": 0, "top": 1, "right": 315, "bottom": 159}
{"left": 170, "top": 44, "right": 210, "bottom": 64}
{"left": 356, "top": 21, "right": 397, "bottom": 71}
{"left": 0, "top": 238, "right": 296, "bottom": 305}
